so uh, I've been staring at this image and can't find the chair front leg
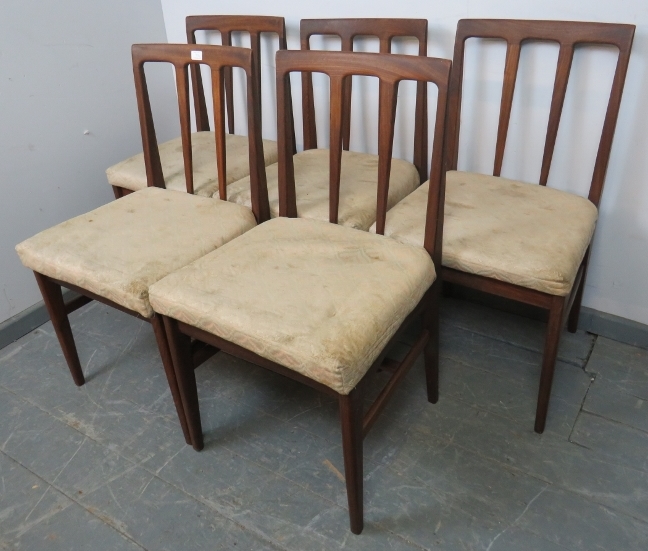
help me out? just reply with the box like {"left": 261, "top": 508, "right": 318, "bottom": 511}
{"left": 534, "top": 295, "right": 566, "bottom": 434}
{"left": 33, "top": 272, "right": 85, "bottom": 386}
{"left": 163, "top": 316, "right": 204, "bottom": 451}
{"left": 150, "top": 314, "right": 192, "bottom": 446}
{"left": 339, "top": 386, "right": 364, "bottom": 535}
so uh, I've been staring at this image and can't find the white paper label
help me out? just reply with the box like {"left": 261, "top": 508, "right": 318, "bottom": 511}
{"left": 191, "top": 50, "right": 203, "bottom": 61}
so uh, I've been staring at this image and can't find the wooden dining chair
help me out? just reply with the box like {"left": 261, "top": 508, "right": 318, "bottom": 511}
{"left": 374, "top": 19, "right": 635, "bottom": 433}
{"left": 226, "top": 18, "right": 428, "bottom": 230}
{"left": 149, "top": 49, "right": 451, "bottom": 534}
{"left": 108, "top": 15, "right": 288, "bottom": 199}
{"left": 15, "top": 43, "right": 270, "bottom": 448}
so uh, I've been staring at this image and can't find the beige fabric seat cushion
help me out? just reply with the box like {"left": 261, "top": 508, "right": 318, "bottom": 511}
{"left": 16, "top": 187, "right": 257, "bottom": 317}
{"left": 370, "top": 171, "right": 598, "bottom": 296}
{"left": 106, "top": 132, "right": 278, "bottom": 197}
{"left": 149, "top": 217, "right": 435, "bottom": 394}
{"left": 226, "top": 148, "right": 420, "bottom": 230}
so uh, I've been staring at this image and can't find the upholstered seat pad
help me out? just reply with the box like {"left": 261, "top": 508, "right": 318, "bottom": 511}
{"left": 16, "top": 187, "right": 257, "bottom": 317}
{"left": 149, "top": 218, "right": 435, "bottom": 394}
{"left": 226, "top": 149, "right": 420, "bottom": 230}
{"left": 370, "top": 171, "right": 598, "bottom": 296}
{"left": 106, "top": 132, "right": 278, "bottom": 197}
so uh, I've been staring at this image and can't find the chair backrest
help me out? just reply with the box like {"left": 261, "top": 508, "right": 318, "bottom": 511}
{"left": 275, "top": 50, "right": 451, "bottom": 267}
{"left": 186, "top": 15, "right": 289, "bottom": 135}
{"left": 300, "top": 18, "right": 429, "bottom": 182}
{"left": 131, "top": 43, "right": 270, "bottom": 222}
{"left": 446, "top": 19, "right": 635, "bottom": 207}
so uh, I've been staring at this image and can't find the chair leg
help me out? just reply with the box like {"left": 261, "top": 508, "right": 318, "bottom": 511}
{"left": 150, "top": 314, "right": 192, "bottom": 446}
{"left": 424, "top": 282, "right": 440, "bottom": 404}
{"left": 33, "top": 272, "right": 85, "bottom": 386}
{"left": 163, "top": 316, "right": 204, "bottom": 451}
{"left": 567, "top": 251, "right": 591, "bottom": 333}
{"left": 339, "top": 387, "right": 364, "bottom": 535}
{"left": 534, "top": 295, "right": 566, "bottom": 434}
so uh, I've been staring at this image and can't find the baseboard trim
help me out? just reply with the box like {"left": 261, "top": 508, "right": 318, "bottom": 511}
{"left": 448, "top": 285, "right": 648, "bottom": 350}
{"left": 578, "top": 307, "right": 648, "bottom": 349}
{"left": 0, "top": 290, "right": 78, "bottom": 351}
{"left": 1, "top": 290, "right": 647, "bottom": 352}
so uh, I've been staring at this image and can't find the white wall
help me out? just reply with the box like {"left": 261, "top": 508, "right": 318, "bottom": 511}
{"left": 160, "top": 0, "right": 648, "bottom": 326}
{"left": 0, "top": 0, "right": 178, "bottom": 325}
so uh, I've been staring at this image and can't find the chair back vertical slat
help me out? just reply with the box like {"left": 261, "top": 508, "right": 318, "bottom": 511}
{"left": 539, "top": 45, "right": 574, "bottom": 186}
{"left": 175, "top": 65, "right": 195, "bottom": 194}
{"left": 374, "top": 80, "right": 398, "bottom": 235}
{"left": 299, "top": 18, "right": 428, "bottom": 180}
{"left": 210, "top": 66, "right": 227, "bottom": 200}
{"left": 133, "top": 62, "right": 165, "bottom": 188}
{"left": 341, "top": 37, "right": 354, "bottom": 152}
{"left": 275, "top": 50, "right": 451, "bottom": 264}
{"left": 424, "top": 82, "right": 449, "bottom": 266}
{"left": 589, "top": 38, "right": 634, "bottom": 206}
{"left": 493, "top": 42, "right": 521, "bottom": 176}
{"left": 413, "top": 34, "right": 429, "bottom": 182}
{"left": 245, "top": 58, "right": 270, "bottom": 222}
{"left": 328, "top": 76, "right": 345, "bottom": 224}
{"left": 186, "top": 29, "right": 211, "bottom": 132}
{"left": 220, "top": 31, "right": 235, "bottom": 135}
{"left": 277, "top": 69, "right": 298, "bottom": 217}
{"left": 447, "top": 19, "right": 635, "bottom": 205}
{"left": 300, "top": 29, "right": 318, "bottom": 151}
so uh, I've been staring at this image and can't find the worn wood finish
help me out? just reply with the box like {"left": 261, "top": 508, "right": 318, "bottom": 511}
{"left": 300, "top": 18, "right": 429, "bottom": 182}
{"left": 186, "top": 15, "right": 290, "bottom": 136}
{"left": 444, "top": 19, "right": 635, "bottom": 432}
{"left": 132, "top": 44, "right": 269, "bottom": 220}
{"left": 161, "top": 49, "right": 451, "bottom": 533}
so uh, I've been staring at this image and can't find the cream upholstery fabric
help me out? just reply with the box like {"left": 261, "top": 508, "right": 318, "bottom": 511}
{"left": 371, "top": 171, "right": 598, "bottom": 296}
{"left": 16, "top": 187, "right": 257, "bottom": 318}
{"left": 149, "top": 218, "right": 435, "bottom": 394}
{"left": 106, "top": 132, "right": 278, "bottom": 197}
{"left": 226, "top": 149, "right": 420, "bottom": 231}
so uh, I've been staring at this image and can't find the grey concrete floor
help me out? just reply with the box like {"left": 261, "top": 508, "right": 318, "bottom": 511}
{"left": 1, "top": 297, "right": 647, "bottom": 550}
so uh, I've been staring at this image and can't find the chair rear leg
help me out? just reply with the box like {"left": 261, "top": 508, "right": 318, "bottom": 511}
{"left": 424, "top": 282, "right": 440, "bottom": 403}
{"left": 33, "top": 272, "right": 85, "bottom": 386}
{"left": 567, "top": 251, "right": 591, "bottom": 333}
{"left": 163, "top": 316, "right": 204, "bottom": 451}
{"left": 339, "top": 387, "right": 364, "bottom": 534}
{"left": 534, "top": 296, "right": 566, "bottom": 434}
{"left": 150, "top": 314, "right": 192, "bottom": 446}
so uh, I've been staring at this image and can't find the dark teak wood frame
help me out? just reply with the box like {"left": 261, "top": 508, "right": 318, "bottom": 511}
{"left": 162, "top": 49, "right": 451, "bottom": 534}
{"left": 300, "top": 18, "right": 430, "bottom": 182}
{"left": 34, "top": 43, "right": 269, "bottom": 449}
{"left": 444, "top": 19, "right": 635, "bottom": 433}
